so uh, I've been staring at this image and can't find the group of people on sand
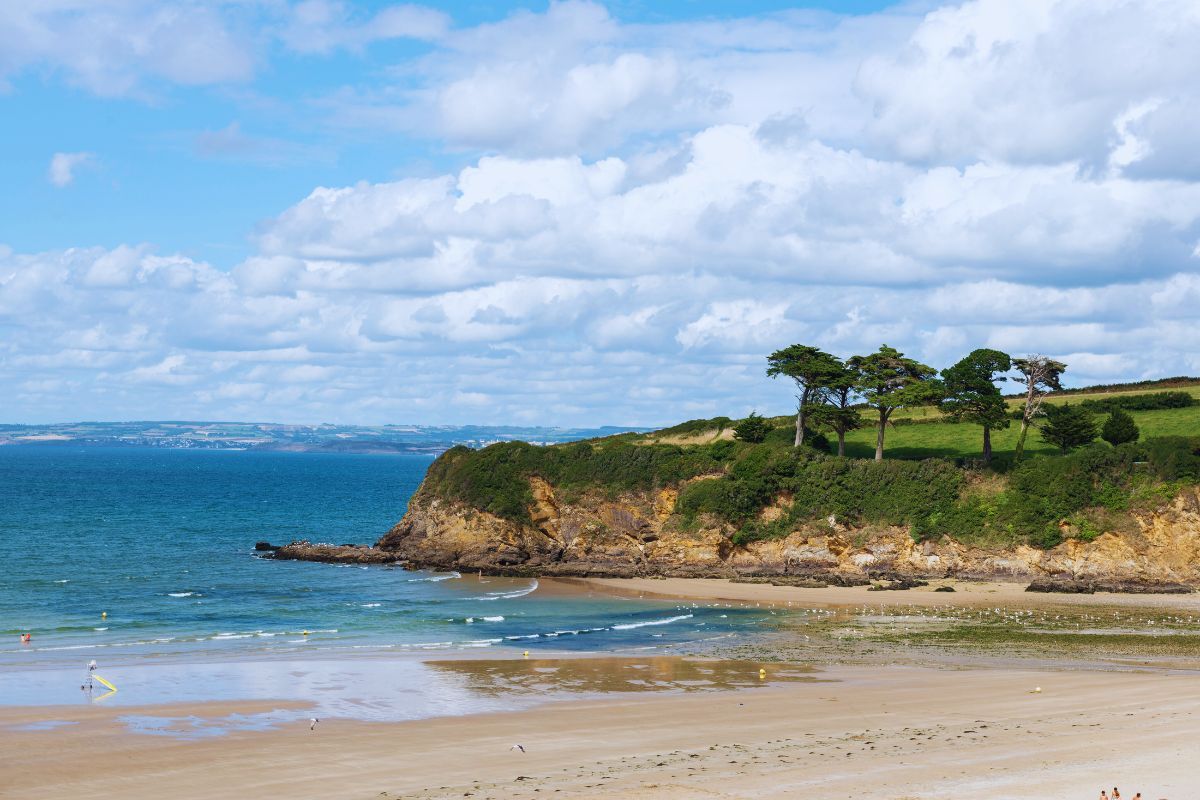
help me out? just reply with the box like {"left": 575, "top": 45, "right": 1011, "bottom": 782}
{"left": 1101, "top": 788, "right": 1145, "bottom": 800}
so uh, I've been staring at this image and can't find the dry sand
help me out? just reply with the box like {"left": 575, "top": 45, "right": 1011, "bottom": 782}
{"left": 569, "top": 575, "right": 1200, "bottom": 611}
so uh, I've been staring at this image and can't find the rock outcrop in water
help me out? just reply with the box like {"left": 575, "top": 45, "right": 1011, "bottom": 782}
{"left": 264, "top": 540, "right": 401, "bottom": 564}
{"left": 376, "top": 479, "right": 1200, "bottom": 588}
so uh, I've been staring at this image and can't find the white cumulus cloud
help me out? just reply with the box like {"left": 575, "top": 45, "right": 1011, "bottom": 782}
{"left": 4, "top": 0, "right": 1200, "bottom": 425}
{"left": 48, "top": 152, "right": 94, "bottom": 188}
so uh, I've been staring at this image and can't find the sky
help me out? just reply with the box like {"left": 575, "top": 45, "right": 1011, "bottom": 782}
{"left": 2, "top": 0, "right": 1199, "bottom": 427}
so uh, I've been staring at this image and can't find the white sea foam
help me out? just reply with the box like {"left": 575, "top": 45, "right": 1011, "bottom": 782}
{"left": 408, "top": 571, "right": 461, "bottom": 583}
{"left": 611, "top": 613, "right": 694, "bottom": 631}
{"left": 504, "top": 634, "right": 540, "bottom": 640}
{"left": 471, "top": 579, "right": 538, "bottom": 601}
{"left": 93, "top": 627, "right": 108, "bottom": 631}
{"left": 167, "top": 592, "right": 195, "bottom": 598}
{"left": 53, "top": 579, "right": 69, "bottom": 584}
{"left": 360, "top": 603, "right": 382, "bottom": 608}
{"left": 481, "top": 615, "right": 504, "bottom": 622}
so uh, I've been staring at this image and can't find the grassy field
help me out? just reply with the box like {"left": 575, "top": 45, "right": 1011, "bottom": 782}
{"left": 838, "top": 405, "right": 1200, "bottom": 462}
{"left": 891, "top": 383, "right": 1200, "bottom": 422}
{"left": 639, "top": 394, "right": 1200, "bottom": 464}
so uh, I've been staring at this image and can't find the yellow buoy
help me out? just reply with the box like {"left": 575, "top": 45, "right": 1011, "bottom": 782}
{"left": 101, "top": 612, "right": 107, "bottom": 619}
{"left": 523, "top": 650, "right": 529, "bottom": 657}
{"left": 302, "top": 630, "right": 309, "bottom": 636}
{"left": 759, "top": 668, "right": 767, "bottom": 679}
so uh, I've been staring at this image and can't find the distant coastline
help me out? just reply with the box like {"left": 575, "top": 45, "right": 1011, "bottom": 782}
{"left": 0, "top": 421, "right": 648, "bottom": 454}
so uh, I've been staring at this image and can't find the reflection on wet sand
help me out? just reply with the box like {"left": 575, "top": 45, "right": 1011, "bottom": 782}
{"left": 423, "top": 656, "right": 824, "bottom": 696}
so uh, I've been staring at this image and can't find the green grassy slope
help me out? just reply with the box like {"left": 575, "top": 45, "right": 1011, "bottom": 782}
{"left": 840, "top": 405, "right": 1200, "bottom": 462}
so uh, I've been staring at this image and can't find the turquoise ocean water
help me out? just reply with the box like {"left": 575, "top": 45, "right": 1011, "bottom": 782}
{"left": 0, "top": 447, "right": 772, "bottom": 715}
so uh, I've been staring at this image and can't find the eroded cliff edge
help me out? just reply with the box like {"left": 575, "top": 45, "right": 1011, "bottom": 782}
{"left": 378, "top": 477, "right": 1200, "bottom": 584}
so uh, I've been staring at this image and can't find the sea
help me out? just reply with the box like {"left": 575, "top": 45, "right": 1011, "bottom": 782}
{"left": 0, "top": 446, "right": 782, "bottom": 722}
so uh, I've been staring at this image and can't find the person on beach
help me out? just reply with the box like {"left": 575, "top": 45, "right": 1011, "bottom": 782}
{"left": 1113, "top": 787, "right": 1120, "bottom": 799}
{"left": 1100, "top": 791, "right": 1108, "bottom": 800}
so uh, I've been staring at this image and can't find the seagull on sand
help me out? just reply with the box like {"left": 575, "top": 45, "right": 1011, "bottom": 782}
{"left": 510, "top": 744, "right": 525, "bottom": 753}
{"left": 310, "top": 718, "right": 320, "bottom": 731}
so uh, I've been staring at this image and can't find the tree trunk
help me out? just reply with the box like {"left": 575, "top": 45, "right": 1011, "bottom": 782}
{"left": 794, "top": 407, "right": 804, "bottom": 448}
{"left": 982, "top": 426, "right": 992, "bottom": 465}
{"left": 1015, "top": 379, "right": 1037, "bottom": 463}
{"left": 836, "top": 429, "right": 846, "bottom": 457}
{"left": 874, "top": 411, "right": 888, "bottom": 461}
{"left": 1014, "top": 418, "right": 1029, "bottom": 463}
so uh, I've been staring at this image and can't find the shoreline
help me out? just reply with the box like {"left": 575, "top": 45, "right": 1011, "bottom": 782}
{"left": 5, "top": 663, "right": 1199, "bottom": 799}
{"left": 555, "top": 575, "right": 1200, "bottom": 610}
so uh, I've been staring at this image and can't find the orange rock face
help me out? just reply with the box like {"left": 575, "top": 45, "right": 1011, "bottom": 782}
{"left": 377, "top": 480, "right": 1200, "bottom": 584}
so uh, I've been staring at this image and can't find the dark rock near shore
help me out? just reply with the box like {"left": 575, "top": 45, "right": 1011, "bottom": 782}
{"left": 265, "top": 540, "right": 400, "bottom": 565}
{"left": 254, "top": 541, "right": 279, "bottom": 552}
{"left": 1026, "top": 578, "right": 1095, "bottom": 594}
{"left": 867, "top": 578, "right": 929, "bottom": 591}
{"left": 1026, "top": 577, "right": 1194, "bottom": 594}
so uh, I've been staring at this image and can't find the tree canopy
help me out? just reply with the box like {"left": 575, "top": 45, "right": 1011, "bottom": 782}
{"left": 940, "top": 348, "right": 1012, "bottom": 464}
{"left": 1039, "top": 403, "right": 1098, "bottom": 452}
{"left": 1013, "top": 355, "right": 1068, "bottom": 462}
{"left": 1101, "top": 408, "right": 1140, "bottom": 446}
{"left": 848, "top": 345, "right": 940, "bottom": 461}
{"left": 766, "top": 345, "right": 844, "bottom": 448}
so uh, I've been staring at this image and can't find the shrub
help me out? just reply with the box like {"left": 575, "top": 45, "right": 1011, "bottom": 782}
{"left": 913, "top": 438, "right": 1200, "bottom": 546}
{"left": 1079, "top": 390, "right": 1195, "bottom": 413}
{"left": 424, "top": 440, "right": 724, "bottom": 522}
{"left": 679, "top": 449, "right": 963, "bottom": 530}
{"left": 652, "top": 417, "right": 733, "bottom": 437}
{"left": 1039, "top": 403, "right": 1098, "bottom": 452}
{"left": 733, "top": 412, "right": 770, "bottom": 443}
{"left": 1101, "top": 408, "right": 1140, "bottom": 446}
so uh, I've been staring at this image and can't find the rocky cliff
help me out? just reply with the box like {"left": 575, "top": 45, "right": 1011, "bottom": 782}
{"left": 377, "top": 477, "right": 1200, "bottom": 584}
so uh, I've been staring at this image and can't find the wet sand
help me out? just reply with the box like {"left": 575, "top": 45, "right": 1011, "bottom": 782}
{"left": 4, "top": 663, "right": 1199, "bottom": 799}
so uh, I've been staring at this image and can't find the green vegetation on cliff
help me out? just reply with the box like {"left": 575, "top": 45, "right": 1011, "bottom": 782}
{"left": 422, "top": 440, "right": 723, "bottom": 521}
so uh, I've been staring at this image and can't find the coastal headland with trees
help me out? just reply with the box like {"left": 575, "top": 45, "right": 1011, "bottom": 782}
{"left": 352, "top": 346, "right": 1200, "bottom": 578}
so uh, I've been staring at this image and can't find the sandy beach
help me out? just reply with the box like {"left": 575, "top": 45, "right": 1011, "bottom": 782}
{"left": 568, "top": 575, "right": 1200, "bottom": 611}
{"left": 5, "top": 578, "right": 1200, "bottom": 799}
{"left": 4, "top": 663, "right": 1199, "bottom": 800}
